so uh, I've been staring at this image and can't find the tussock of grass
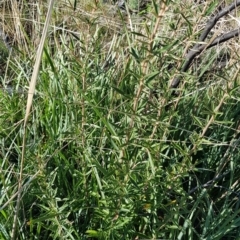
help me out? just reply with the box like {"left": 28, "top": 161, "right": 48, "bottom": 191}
{"left": 1, "top": 0, "right": 240, "bottom": 239}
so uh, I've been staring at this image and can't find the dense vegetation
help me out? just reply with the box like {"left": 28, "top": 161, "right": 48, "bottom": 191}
{"left": 1, "top": 0, "right": 240, "bottom": 239}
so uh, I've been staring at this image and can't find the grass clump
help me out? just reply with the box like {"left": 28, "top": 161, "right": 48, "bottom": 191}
{"left": 1, "top": 0, "right": 240, "bottom": 239}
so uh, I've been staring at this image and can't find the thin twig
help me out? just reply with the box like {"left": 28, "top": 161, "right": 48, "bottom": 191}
{"left": 171, "top": 1, "right": 240, "bottom": 88}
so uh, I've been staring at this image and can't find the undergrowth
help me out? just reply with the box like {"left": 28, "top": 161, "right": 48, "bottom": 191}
{"left": 1, "top": 0, "right": 240, "bottom": 239}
